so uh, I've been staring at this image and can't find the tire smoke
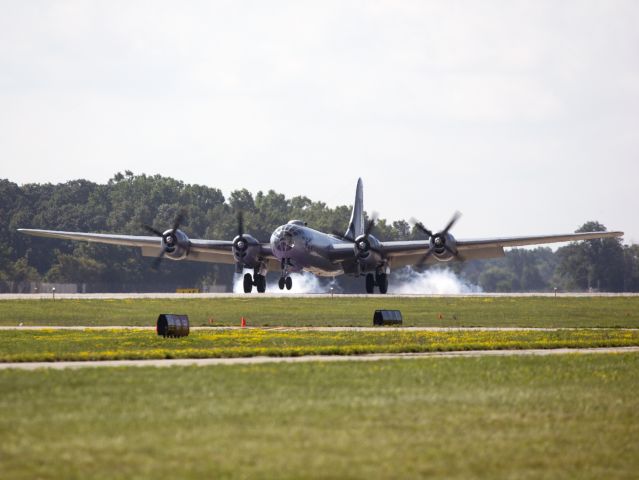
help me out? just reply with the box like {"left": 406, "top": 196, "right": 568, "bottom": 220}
{"left": 389, "top": 267, "right": 481, "bottom": 294}
{"left": 233, "top": 271, "right": 338, "bottom": 294}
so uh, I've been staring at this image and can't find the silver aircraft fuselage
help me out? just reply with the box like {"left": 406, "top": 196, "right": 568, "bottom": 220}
{"left": 270, "top": 220, "right": 348, "bottom": 276}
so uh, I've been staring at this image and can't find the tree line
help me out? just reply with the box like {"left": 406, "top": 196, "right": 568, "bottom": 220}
{"left": 1, "top": 172, "right": 637, "bottom": 292}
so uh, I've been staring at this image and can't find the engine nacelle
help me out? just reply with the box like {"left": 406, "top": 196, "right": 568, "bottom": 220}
{"left": 161, "top": 228, "right": 190, "bottom": 260}
{"left": 430, "top": 232, "right": 457, "bottom": 262}
{"left": 233, "top": 233, "right": 261, "bottom": 268}
{"left": 354, "top": 234, "right": 381, "bottom": 264}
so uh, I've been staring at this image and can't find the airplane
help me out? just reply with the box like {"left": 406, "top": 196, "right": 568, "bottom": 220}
{"left": 18, "top": 178, "right": 623, "bottom": 294}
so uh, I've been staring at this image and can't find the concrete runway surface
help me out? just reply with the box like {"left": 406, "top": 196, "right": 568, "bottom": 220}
{"left": 2, "top": 346, "right": 638, "bottom": 370}
{"left": 2, "top": 292, "right": 639, "bottom": 300}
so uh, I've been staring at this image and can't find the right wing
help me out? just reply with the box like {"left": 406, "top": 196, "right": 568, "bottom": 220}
{"left": 328, "top": 230, "right": 624, "bottom": 268}
{"left": 387, "top": 231, "right": 624, "bottom": 268}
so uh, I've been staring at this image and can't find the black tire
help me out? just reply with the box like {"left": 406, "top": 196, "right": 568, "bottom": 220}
{"left": 278, "top": 277, "right": 285, "bottom": 290}
{"left": 285, "top": 276, "right": 293, "bottom": 290}
{"left": 377, "top": 273, "right": 388, "bottom": 294}
{"left": 365, "top": 273, "right": 375, "bottom": 294}
{"left": 256, "top": 274, "right": 266, "bottom": 293}
{"left": 243, "top": 273, "right": 253, "bottom": 293}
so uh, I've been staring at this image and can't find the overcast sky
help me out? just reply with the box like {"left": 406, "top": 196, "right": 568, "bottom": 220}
{"left": 1, "top": 1, "right": 637, "bottom": 243}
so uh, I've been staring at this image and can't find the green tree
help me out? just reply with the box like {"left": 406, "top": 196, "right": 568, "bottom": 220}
{"left": 555, "top": 222, "right": 625, "bottom": 292}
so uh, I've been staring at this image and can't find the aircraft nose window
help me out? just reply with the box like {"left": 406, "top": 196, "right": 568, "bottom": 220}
{"left": 271, "top": 227, "right": 295, "bottom": 252}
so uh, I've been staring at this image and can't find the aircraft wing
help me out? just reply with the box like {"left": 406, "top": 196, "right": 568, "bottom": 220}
{"left": 17, "top": 228, "right": 277, "bottom": 266}
{"left": 331, "top": 230, "right": 624, "bottom": 268}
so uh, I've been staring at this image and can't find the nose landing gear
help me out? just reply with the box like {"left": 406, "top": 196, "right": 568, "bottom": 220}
{"left": 278, "top": 257, "right": 293, "bottom": 290}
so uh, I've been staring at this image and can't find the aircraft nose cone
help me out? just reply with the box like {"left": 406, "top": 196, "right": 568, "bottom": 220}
{"left": 271, "top": 226, "right": 299, "bottom": 255}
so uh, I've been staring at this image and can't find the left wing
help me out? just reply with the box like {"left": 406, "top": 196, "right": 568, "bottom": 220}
{"left": 17, "top": 228, "right": 277, "bottom": 266}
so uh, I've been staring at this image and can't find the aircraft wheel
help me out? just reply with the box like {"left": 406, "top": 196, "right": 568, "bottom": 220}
{"left": 285, "top": 276, "right": 293, "bottom": 290}
{"left": 256, "top": 274, "right": 266, "bottom": 293}
{"left": 377, "top": 273, "right": 388, "bottom": 294}
{"left": 365, "top": 273, "right": 375, "bottom": 294}
{"left": 243, "top": 273, "right": 253, "bottom": 293}
{"left": 278, "top": 277, "right": 286, "bottom": 290}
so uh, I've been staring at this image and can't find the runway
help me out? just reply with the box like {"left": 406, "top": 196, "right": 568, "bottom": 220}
{"left": 2, "top": 292, "right": 639, "bottom": 300}
{"left": 1, "top": 346, "right": 638, "bottom": 370}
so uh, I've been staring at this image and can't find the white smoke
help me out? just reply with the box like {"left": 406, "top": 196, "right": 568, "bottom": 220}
{"left": 389, "top": 267, "right": 481, "bottom": 294}
{"left": 233, "top": 271, "right": 338, "bottom": 294}
{"left": 233, "top": 267, "right": 480, "bottom": 295}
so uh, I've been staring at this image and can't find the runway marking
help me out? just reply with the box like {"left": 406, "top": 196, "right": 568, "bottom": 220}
{"left": 1, "top": 347, "right": 638, "bottom": 370}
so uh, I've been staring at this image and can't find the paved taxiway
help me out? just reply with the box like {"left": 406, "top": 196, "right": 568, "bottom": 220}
{"left": 2, "top": 346, "right": 637, "bottom": 370}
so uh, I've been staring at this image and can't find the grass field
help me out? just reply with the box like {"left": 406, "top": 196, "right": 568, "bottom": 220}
{"left": 0, "top": 296, "right": 638, "bottom": 327}
{"left": 1, "top": 296, "right": 637, "bottom": 479}
{"left": 1, "top": 328, "right": 638, "bottom": 362}
{"left": 1, "top": 354, "right": 637, "bottom": 480}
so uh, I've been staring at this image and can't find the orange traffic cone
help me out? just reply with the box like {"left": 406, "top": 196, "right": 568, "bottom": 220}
{"left": 241, "top": 317, "right": 246, "bottom": 328}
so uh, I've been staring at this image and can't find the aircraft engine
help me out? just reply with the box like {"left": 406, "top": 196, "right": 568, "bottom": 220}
{"left": 142, "top": 210, "right": 191, "bottom": 268}
{"left": 429, "top": 232, "right": 457, "bottom": 261}
{"left": 413, "top": 211, "right": 462, "bottom": 265}
{"left": 161, "top": 228, "right": 190, "bottom": 260}
{"left": 233, "top": 233, "right": 261, "bottom": 268}
{"left": 354, "top": 234, "right": 381, "bottom": 260}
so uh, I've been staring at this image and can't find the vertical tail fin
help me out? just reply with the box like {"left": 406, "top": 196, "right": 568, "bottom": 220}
{"left": 344, "top": 178, "right": 364, "bottom": 240}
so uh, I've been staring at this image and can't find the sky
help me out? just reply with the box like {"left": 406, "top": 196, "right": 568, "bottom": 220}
{"left": 1, "top": 1, "right": 638, "bottom": 243}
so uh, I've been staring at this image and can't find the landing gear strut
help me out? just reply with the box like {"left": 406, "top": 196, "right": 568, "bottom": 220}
{"left": 278, "top": 258, "right": 293, "bottom": 291}
{"left": 364, "top": 271, "right": 389, "bottom": 294}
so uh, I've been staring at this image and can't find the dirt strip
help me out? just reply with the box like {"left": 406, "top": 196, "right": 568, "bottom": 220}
{"left": 2, "top": 347, "right": 638, "bottom": 370}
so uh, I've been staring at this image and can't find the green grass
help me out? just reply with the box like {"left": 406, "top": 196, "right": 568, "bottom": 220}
{"left": 1, "top": 354, "right": 637, "bottom": 479}
{"left": 1, "top": 296, "right": 638, "bottom": 327}
{"left": 1, "top": 328, "right": 638, "bottom": 362}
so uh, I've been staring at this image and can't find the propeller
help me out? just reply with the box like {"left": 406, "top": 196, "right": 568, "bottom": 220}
{"left": 233, "top": 211, "right": 248, "bottom": 253}
{"left": 142, "top": 209, "right": 187, "bottom": 270}
{"left": 414, "top": 211, "right": 461, "bottom": 265}
{"left": 333, "top": 213, "right": 381, "bottom": 256}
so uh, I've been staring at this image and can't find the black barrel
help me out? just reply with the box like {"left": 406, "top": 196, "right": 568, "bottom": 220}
{"left": 157, "top": 314, "right": 190, "bottom": 337}
{"left": 373, "top": 310, "right": 403, "bottom": 326}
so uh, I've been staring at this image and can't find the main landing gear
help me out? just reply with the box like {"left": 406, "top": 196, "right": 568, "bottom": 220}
{"left": 365, "top": 272, "right": 388, "bottom": 294}
{"left": 278, "top": 276, "right": 293, "bottom": 290}
{"left": 243, "top": 270, "right": 266, "bottom": 293}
